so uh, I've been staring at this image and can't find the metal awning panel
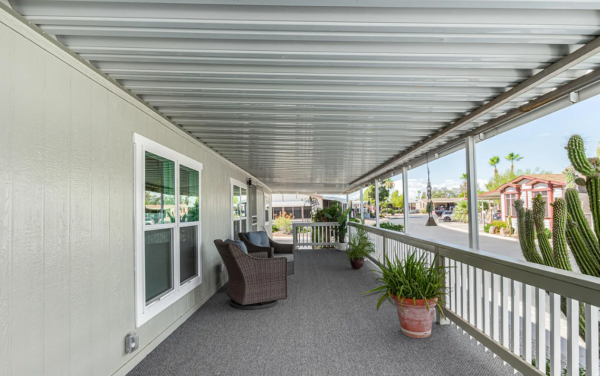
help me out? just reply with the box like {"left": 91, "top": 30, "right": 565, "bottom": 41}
{"left": 9, "top": 0, "right": 600, "bottom": 192}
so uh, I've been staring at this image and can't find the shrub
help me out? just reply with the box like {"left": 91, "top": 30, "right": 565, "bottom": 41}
{"left": 484, "top": 220, "right": 508, "bottom": 233}
{"left": 273, "top": 211, "right": 294, "bottom": 234}
{"left": 349, "top": 217, "right": 359, "bottom": 223}
{"left": 272, "top": 224, "right": 279, "bottom": 233}
{"left": 380, "top": 222, "right": 404, "bottom": 232}
{"left": 420, "top": 209, "right": 427, "bottom": 214}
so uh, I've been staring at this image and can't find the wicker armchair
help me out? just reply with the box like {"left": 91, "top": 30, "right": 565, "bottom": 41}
{"left": 239, "top": 231, "right": 295, "bottom": 275}
{"left": 214, "top": 240, "right": 287, "bottom": 309}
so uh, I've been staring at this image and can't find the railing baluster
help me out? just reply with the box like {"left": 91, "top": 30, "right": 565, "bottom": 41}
{"left": 456, "top": 261, "right": 462, "bottom": 319}
{"left": 512, "top": 280, "right": 521, "bottom": 357}
{"left": 492, "top": 274, "right": 500, "bottom": 357}
{"left": 566, "top": 298, "right": 579, "bottom": 376}
{"left": 448, "top": 259, "right": 454, "bottom": 313}
{"left": 483, "top": 270, "right": 491, "bottom": 351}
{"left": 502, "top": 277, "right": 510, "bottom": 358}
{"left": 476, "top": 268, "right": 483, "bottom": 340}
{"left": 586, "top": 303, "right": 598, "bottom": 376}
{"left": 550, "top": 293, "right": 561, "bottom": 376}
{"left": 462, "top": 263, "right": 468, "bottom": 333}
{"left": 469, "top": 266, "right": 475, "bottom": 333}
{"left": 522, "top": 283, "right": 532, "bottom": 363}
{"left": 535, "top": 287, "right": 546, "bottom": 373}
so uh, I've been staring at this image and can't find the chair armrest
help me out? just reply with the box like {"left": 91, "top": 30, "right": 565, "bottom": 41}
{"left": 249, "top": 251, "right": 268, "bottom": 259}
{"left": 269, "top": 239, "right": 294, "bottom": 254}
{"left": 246, "top": 243, "right": 274, "bottom": 258}
{"left": 240, "top": 256, "right": 287, "bottom": 285}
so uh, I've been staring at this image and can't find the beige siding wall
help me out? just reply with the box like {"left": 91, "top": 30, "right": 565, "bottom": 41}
{"left": 0, "top": 10, "right": 270, "bottom": 376}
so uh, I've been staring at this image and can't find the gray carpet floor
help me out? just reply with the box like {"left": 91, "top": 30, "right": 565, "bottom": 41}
{"left": 128, "top": 248, "right": 516, "bottom": 376}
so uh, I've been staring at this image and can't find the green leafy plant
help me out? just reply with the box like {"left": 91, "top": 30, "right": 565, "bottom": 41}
{"left": 451, "top": 200, "right": 468, "bottom": 223}
{"left": 337, "top": 206, "right": 352, "bottom": 243}
{"left": 379, "top": 222, "right": 404, "bottom": 232}
{"left": 364, "top": 252, "right": 448, "bottom": 314}
{"left": 346, "top": 223, "right": 375, "bottom": 261}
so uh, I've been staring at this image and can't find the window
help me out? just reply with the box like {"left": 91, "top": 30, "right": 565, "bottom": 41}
{"left": 505, "top": 193, "right": 517, "bottom": 217}
{"left": 231, "top": 179, "right": 248, "bottom": 239}
{"left": 537, "top": 190, "right": 551, "bottom": 216}
{"left": 264, "top": 193, "right": 270, "bottom": 225}
{"left": 134, "top": 134, "right": 203, "bottom": 327}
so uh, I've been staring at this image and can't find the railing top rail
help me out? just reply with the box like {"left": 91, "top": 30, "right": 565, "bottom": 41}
{"left": 293, "top": 222, "right": 338, "bottom": 227}
{"left": 348, "top": 222, "right": 600, "bottom": 307}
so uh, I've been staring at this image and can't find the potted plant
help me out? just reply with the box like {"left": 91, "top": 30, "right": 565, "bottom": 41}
{"left": 346, "top": 223, "right": 375, "bottom": 269}
{"left": 336, "top": 207, "right": 352, "bottom": 251}
{"left": 364, "top": 252, "right": 448, "bottom": 338}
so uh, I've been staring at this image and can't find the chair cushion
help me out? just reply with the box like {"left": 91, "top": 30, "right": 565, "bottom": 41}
{"left": 244, "top": 231, "right": 270, "bottom": 247}
{"left": 224, "top": 239, "right": 248, "bottom": 254}
{"left": 274, "top": 254, "right": 294, "bottom": 263}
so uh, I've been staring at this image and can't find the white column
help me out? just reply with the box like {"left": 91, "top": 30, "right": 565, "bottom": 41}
{"left": 465, "top": 136, "right": 480, "bottom": 250}
{"left": 402, "top": 166, "right": 409, "bottom": 234}
{"left": 375, "top": 180, "right": 380, "bottom": 228}
{"left": 360, "top": 188, "right": 364, "bottom": 221}
{"left": 346, "top": 193, "right": 349, "bottom": 222}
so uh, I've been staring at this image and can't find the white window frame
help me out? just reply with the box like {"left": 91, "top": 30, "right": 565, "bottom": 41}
{"left": 230, "top": 178, "right": 248, "bottom": 239}
{"left": 133, "top": 133, "right": 203, "bottom": 327}
{"left": 264, "top": 192, "right": 270, "bottom": 225}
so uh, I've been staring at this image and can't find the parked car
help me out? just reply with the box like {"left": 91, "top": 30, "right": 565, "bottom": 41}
{"left": 441, "top": 211, "right": 453, "bottom": 222}
{"left": 492, "top": 211, "right": 501, "bottom": 221}
{"left": 434, "top": 209, "right": 445, "bottom": 217}
{"left": 409, "top": 209, "right": 420, "bottom": 214}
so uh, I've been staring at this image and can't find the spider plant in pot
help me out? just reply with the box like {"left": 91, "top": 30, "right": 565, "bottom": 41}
{"left": 336, "top": 207, "right": 352, "bottom": 251}
{"left": 364, "top": 252, "right": 448, "bottom": 338}
{"left": 346, "top": 223, "right": 375, "bottom": 269}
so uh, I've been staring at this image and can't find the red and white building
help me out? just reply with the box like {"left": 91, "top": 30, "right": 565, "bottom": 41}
{"left": 479, "top": 174, "right": 590, "bottom": 229}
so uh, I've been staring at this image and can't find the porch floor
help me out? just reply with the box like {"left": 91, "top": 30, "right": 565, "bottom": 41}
{"left": 128, "top": 249, "right": 514, "bottom": 376}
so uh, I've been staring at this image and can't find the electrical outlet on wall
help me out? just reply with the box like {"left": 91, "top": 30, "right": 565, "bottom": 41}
{"left": 125, "top": 332, "right": 139, "bottom": 354}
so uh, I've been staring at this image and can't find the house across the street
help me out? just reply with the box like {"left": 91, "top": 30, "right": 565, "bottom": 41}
{"left": 479, "top": 174, "right": 591, "bottom": 229}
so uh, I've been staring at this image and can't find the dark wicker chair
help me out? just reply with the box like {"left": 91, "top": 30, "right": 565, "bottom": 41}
{"left": 214, "top": 240, "right": 287, "bottom": 309}
{"left": 239, "top": 231, "right": 295, "bottom": 275}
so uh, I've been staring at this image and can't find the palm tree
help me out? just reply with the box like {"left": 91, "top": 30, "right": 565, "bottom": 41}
{"left": 382, "top": 178, "right": 394, "bottom": 190}
{"left": 505, "top": 153, "right": 524, "bottom": 173}
{"left": 460, "top": 173, "right": 467, "bottom": 197}
{"left": 488, "top": 156, "right": 500, "bottom": 175}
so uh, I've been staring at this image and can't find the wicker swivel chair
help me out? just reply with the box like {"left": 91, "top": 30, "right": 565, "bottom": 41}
{"left": 239, "top": 231, "right": 295, "bottom": 275}
{"left": 214, "top": 240, "right": 287, "bottom": 309}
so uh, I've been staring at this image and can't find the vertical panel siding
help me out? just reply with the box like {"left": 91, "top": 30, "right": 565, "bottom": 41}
{"left": 0, "top": 13, "right": 272, "bottom": 375}
{"left": 43, "top": 54, "right": 72, "bottom": 376}
{"left": 90, "top": 84, "right": 110, "bottom": 376}
{"left": 10, "top": 34, "right": 46, "bottom": 376}
{"left": 0, "top": 23, "right": 13, "bottom": 376}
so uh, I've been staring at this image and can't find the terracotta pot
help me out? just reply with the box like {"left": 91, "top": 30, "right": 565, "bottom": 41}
{"left": 350, "top": 258, "right": 364, "bottom": 269}
{"left": 393, "top": 296, "right": 438, "bottom": 338}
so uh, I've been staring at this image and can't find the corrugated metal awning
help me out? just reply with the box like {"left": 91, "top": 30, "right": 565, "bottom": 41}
{"left": 9, "top": 0, "right": 600, "bottom": 192}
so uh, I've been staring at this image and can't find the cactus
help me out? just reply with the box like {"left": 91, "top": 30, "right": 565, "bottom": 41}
{"left": 566, "top": 214, "right": 600, "bottom": 277}
{"left": 532, "top": 194, "right": 555, "bottom": 267}
{"left": 587, "top": 177, "right": 600, "bottom": 242}
{"left": 567, "top": 135, "right": 599, "bottom": 177}
{"left": 551, "top": 199, "right": 573, "bottom": 271}
{"left": 564, "top": 166, "right": 577, "bottom": 189}
{"left": 565, "top": 188, "right": 600, "bottom": 263}
{"left": 514, "top": 199, "right": 544, "bottom": 265}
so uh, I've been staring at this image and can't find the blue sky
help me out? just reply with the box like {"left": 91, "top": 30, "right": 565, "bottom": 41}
{"left": 348, "top": 94, "right": 600, "bottom": 201}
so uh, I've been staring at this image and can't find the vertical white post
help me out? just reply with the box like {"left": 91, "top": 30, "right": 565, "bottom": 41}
{"left": 567, "top": 299, "right": 579, "bottom": 376}
{"left": 586, "top": 303, "right": 599, "bottom": 376}
{"left": 375, "top": 179, "right": 380, "bottom": 228}
{"left": 522, "top": 283, "right": 532, "bottom": 363}
{"left": 346, "top": 193, "right": 350, "bottom": 222}
{"left": 536, "top": 288, "right": 546, "bottom": 373}
{"left": 465, "top": 136, "right": 480, "bottom": 250}
{"left": 512, "top": 280, "right": 521, "bottom": 356}
{"left": 402, "top": 166, "right": 409, "bottom": 234}
{"left": 360, "top": 188, "right": 364, "bottom": 221}
{"left": 550, "top": 293, "right": 561, "bottom": 376}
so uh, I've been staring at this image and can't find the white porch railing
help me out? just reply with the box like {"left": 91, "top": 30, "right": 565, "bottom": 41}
{"left": 292, "top": 222, "right": 339, "bottom": 249}
{"left": 349, "top": 222, "right": 600, "bottom": 376}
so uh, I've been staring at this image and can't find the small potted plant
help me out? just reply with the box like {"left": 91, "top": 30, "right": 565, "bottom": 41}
{"left": 346, "top": 223, "right": 375, "bottom": 269}
{"left": 336, "top": 207, "right": 352, "bottom": 251}
{"left": 364, "top": 252, "right": 448, "bottom": 338}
